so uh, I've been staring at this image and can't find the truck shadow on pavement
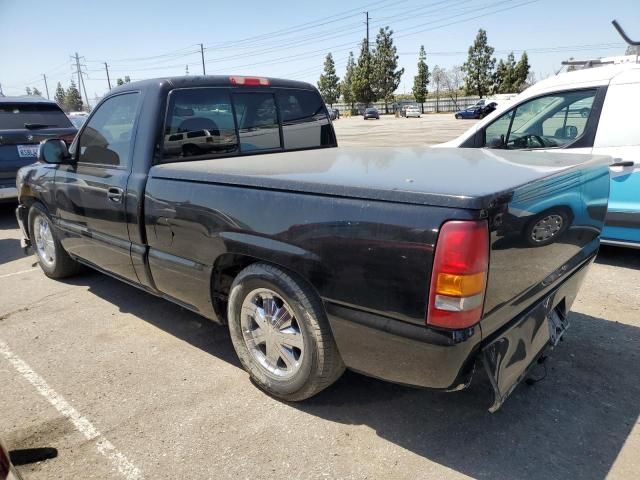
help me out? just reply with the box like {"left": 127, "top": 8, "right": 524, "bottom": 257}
{"left": 296, "top": 311, "right": 640, "bottom": 480}
{"left": 596, "top": 245, "right": 640, "bottom": 269}
{"left": 62, "top": 271, "right": 243, "bottom": 369}
{"left": 65, "top": 270, "right": 639, "bottom": 480}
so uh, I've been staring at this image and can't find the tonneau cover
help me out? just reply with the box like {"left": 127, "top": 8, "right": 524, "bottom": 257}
{"left": 150, "top": 147, "right": 611, "bottom": 209}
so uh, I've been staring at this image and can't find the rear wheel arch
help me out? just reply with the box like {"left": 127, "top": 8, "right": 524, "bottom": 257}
{"left": 210, "top": 253, "right": 325, "bottom": 325}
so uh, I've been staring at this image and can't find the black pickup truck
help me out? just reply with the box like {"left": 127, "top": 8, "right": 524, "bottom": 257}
{"left": 15, "top": 76, "right": 610, "bottom": 411}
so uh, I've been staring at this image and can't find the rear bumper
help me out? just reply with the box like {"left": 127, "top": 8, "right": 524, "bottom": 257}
{"left": 326, "top": 254, "right": 595, "bottom": 396}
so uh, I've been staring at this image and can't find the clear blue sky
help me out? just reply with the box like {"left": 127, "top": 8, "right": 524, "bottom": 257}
{"left": 1, "top": 0, "right": 639, "bottom": 105}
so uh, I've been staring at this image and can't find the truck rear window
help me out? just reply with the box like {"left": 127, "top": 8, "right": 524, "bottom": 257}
{"left": 0, "top": 103, "right": 72, "bottom": 130}
{"left": 161, "top": 86, "right": 334, "bottom": 162}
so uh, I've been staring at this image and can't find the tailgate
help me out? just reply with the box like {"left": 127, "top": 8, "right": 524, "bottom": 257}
{"left": 481, "top": 157, "right": 610, "bottom": 338}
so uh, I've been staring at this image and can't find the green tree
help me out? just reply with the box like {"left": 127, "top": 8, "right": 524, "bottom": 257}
{"left": 54, "top": 82, "right": 67, "bottom": 110}
{"left": 25, "top": 87, "right": 32, "bottom": 96}
{"left": 412, "top": 45, "right": 429, "bottom": 113}
{"left": 463, "top": 29, "right": 496, "bottom": 98}
{"left": 32, "top": 87, "right": 42, "bottom": 97}
{"left": 514, "top": 52, "right": 531, "bottom": 92}
{"left": 66, "top": 81, "right": 83, "bottom": 111}
{"left": 317, "top": 53, "right": 340, "bottom": 107}
{"left": 493, "top": 59, "right": 506, "bottom": 94}
{"left": 116, "top": 76, "right": 131, "bottom": 86}
{"left": 371, "top": 27, "right": 404, "bottom": 113}
{"left": 124, "top": 76, "right": 131, "bottom": 83}
{"left": 352, "top": 38, "right": 375, "bottom": 106}
{"left": 341, "top": 52, "right": 356, "bottom": 112}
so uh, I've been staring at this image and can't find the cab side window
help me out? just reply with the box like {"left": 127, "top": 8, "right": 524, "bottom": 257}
{"left": 484, "top": 89, "right": 597, "bottom": 150}
{"left": 78, "top": 92, "right": 140, "bottom": 166}
{"left": 277, "top": 89, "right": 334, "bottom": 149}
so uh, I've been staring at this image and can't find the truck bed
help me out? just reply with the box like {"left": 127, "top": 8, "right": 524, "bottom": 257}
{"left": 150, "top": 147, "right": 611, "bottom": 209}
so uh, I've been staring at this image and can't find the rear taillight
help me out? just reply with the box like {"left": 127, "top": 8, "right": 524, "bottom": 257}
{"left": 229, "top": 76, "right": 270, "bottom": 86}
{"left": 427, "top": 220, "right": 489, "bottom": 329}
{"left": 60, "top": 133, "right": 76, "bottom": 145}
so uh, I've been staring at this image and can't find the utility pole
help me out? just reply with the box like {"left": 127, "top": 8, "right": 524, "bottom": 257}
{"left": 200, "top": 43, "right": 206, "bottom": 75}
{"left": 364, "top": 11, "right": 370, "bottom": 101}
{"left": 104, "top": 62, "right": 112, "bottom": 90}
{"left": 365, "top": 11, "right": 369, "bottom": 52}
{"left": 42, "top": 74, "right": 50, "bottom": 99}
{"left": 73, "top": 52, "right": 90, "bottom": 110}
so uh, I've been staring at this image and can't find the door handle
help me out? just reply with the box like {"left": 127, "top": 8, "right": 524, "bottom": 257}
{"left": 107, "top": 187, "right": 124, "bottom": 203}
{"left": 610, "top": 160, "right": 634, "bottom": 167}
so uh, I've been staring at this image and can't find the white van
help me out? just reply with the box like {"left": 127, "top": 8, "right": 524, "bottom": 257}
{"left": 436, "top": 63, "right": 640, "bottom": 248}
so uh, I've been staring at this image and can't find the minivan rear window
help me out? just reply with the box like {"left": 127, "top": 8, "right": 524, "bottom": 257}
{"left": 0, "top": 103, "right": 73, "bottom": 130}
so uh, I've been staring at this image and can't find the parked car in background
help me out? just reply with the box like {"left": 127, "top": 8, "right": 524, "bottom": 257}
{"left": 455, "top": 106, "right": 483, "bottom": 119}
{"left": 437, "top": 63, "right": 640, "bottom": 249}
{"left": 455, "top": 102, "right": 497, "bottom": 120}
{"left": 0, "top": 96, "right": 77, "bottom": 202}
{"left": 15, "top": 75, "right": 611, "bottom": 412}
{"left": 363, "top": 107, "right": 379, "bottom": 120}
{"left": 405, "top": 106, "right": 421, "bottom": 118}
{"left": 400, "top": 104, "right": 420, "bottom": 117}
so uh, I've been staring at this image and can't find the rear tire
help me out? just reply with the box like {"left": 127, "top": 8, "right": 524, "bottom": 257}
{"left": 228, "top": 263, "right": 345, "bottom": 401}
{"left": 28, "top": 203, "right": 82, "bottom": 279}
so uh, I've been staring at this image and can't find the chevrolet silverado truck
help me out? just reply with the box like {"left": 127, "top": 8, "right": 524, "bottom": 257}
{"left": 15, "top": 76, "right": 610, "bottom": 411}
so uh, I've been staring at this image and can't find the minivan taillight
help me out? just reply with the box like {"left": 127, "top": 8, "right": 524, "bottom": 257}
{"left": 427, "top": 220, "right": 489, "bottom": 329}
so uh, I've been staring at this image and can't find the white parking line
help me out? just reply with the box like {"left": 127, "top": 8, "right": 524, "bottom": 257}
{"left": 0, "top": 268, "right": 39, "bottom": 279}
{"left": 0, "top": 339, "right": 143, "bottom": 480}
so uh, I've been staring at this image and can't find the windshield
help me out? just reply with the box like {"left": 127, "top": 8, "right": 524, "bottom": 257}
{"left": 0, "top": 102, "right": 72, "bottom": 129}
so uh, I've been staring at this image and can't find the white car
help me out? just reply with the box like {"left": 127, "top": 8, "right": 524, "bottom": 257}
{"left": 435, "top": 62, "right": 640, "bottom": 248}
{"left": 405, "top": 106, "right": 421, "bottom": 118}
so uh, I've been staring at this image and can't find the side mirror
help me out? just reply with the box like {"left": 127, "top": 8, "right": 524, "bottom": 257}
{"left": 39, "top": 138, "right": 72, "bottom": 164}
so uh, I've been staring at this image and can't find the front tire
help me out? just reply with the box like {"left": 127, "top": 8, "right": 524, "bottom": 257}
{"left": 28, "top": 203, "right": 82, "bottom": 279}
{"left": 228, "top": 263, "right": 344, "bottom": 401}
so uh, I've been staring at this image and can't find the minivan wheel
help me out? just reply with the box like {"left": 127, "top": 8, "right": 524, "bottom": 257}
{"left": 228, "top": 263, "right": 345, "bottom": 401}
{"left": 524, "top": 209, "right": 571, "bottom": 247}
{"left": 28, "top": 203, "right": 82, "bottom": 279}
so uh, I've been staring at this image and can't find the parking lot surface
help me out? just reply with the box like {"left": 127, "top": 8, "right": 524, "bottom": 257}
{"left": 1, "top": 114, "right": 639, "bottom": 480}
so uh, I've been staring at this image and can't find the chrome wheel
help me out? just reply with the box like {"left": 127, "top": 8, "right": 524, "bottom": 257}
{"left": 33, "top": 214, "right": 55, "bottom": 267}
{"left": 531, "top": 214, "right": 563, "bottom": 243}
{"left": 240, "top": 288, "right": 304, "bottom": 379}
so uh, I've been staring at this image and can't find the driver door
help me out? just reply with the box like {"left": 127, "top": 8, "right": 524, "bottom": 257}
{"left": 483, "top": 88, "right": 600, "bottom": 151}
{"left": 53, "top": 92, "right": 141, "bottom": 282}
